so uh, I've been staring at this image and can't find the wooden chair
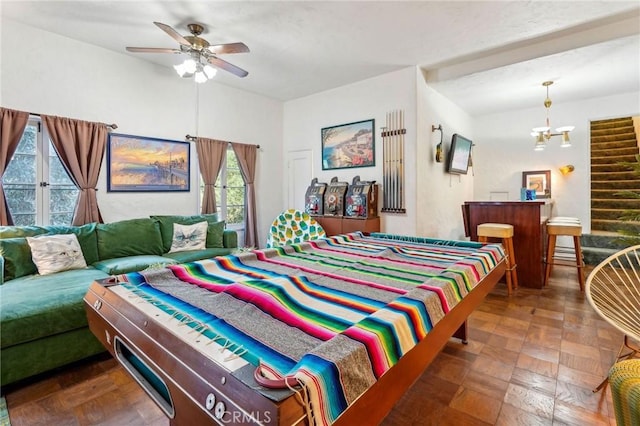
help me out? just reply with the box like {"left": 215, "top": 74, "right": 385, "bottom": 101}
{"left": 586, "top": 245, "right": 640, "bottom": 392}
{"left": 544, "top": 217, "right": 585, "bottom": 290}
{"left": 477, "top": 223, "right": 518, "bottom": 295}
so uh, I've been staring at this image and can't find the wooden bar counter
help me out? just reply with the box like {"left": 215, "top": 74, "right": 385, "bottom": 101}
{"left": 463, "top": 200, "right": 552, "bottom": 289}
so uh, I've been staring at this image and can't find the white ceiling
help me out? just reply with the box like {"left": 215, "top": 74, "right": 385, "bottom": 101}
{"left": 1, "top": 1, "right": 639, "bottom": 115}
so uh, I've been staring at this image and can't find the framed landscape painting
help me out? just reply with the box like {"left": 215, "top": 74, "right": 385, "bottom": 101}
{"left": 321, "top": 119, "right": 375, "bottom": 170}
{"left": 107, "top": 133, "right": 190, "bottom": 192}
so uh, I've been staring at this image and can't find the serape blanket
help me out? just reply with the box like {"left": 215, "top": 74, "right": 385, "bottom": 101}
{"left": 115, "top": 232, "right": 504, "bottom": 425}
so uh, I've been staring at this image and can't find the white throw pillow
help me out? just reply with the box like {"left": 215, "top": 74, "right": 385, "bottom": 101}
{"left": 169, "top": 221, "right": 208, "bottom": 253}
{"left": 26, "top": 233, "right": 87, "bottom": 275}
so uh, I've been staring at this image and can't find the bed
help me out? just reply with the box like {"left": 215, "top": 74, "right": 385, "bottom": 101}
{"left": 84, "top": 232, "right": 506, "bottom": 425}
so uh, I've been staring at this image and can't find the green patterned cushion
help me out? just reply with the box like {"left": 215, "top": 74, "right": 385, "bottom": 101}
{"left": 266, "top": 209, "right": 326, "bottom": 248}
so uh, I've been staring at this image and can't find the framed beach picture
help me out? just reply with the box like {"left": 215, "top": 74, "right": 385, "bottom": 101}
{"left": 321, "top": 119, "right": 375, "bottom": 170}
{"left": 107, "top": 133, "right": 190, "bottom": 192}
{"left": 522, "top": 170, "right": 551, "bottom": 199}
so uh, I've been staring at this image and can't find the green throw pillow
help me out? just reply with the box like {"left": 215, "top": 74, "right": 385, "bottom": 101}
{"left": 0, "top": 237, "right": 37, "bottom": 281}
{"left": 207, "top": 221, "right": 225, "bottom": 248}
{"left": 96, "top": 218, "right": 164, "bottom": 259}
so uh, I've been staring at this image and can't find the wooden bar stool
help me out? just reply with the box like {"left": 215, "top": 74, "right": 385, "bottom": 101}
{"left": 544, "top": 217, "right": 585, "bottom": 290}
{"left": 477, "top": 223, "right": 518, "bottom": 295}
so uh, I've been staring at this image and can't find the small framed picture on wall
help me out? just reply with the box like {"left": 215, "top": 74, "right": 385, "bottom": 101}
{"left": 522, "top": 170, "right": 551, "bottom": 199}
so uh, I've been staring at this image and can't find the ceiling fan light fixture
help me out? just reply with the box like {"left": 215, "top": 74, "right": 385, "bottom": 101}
{"left": 129, "top": 22, "right": 249, "bottom": 81}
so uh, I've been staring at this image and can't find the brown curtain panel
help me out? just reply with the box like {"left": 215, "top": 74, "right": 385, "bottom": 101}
{"left": 196, "top": 137, "right": 228, "bottom": 214}
{"left": 231, "top": 143, "right": 258, "bottom": 248}
{"left": 42, "top": 115, "right": 107, "bottom": 226}
{"left": 0, "top": 108, "right": 29, "bottom": 225}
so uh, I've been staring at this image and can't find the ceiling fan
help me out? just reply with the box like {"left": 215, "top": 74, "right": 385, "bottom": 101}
{"left": 126, "top": 22, "right": 249, "bottom": 78}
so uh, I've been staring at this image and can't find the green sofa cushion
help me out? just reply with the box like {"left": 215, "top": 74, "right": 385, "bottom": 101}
{"left": 0, "top": 225, "right": 47, "bottom": 239}
{"left": 0, "top": 267, "right": 110, "bottom": 348}
{"left": 1, "top": 327, "right": 105, "bottom": 387}
{"left": 151, "top": 214, "right": 225, "bottom": 252}
{"left": 97, "top": 218, "right": 164, "bottom": 259}
{"left": 162, "top": 247, "right": 234, "bottom": 263}
{"left": 92, "top": 255, "right": 177, "bottom": 275}
{"left": 0, "top": 238, "right": 37, "bottom": 281}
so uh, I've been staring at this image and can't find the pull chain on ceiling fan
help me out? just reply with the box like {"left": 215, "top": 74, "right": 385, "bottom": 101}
{"left": 126, "top": 21, "right": 250, "bottom": 81}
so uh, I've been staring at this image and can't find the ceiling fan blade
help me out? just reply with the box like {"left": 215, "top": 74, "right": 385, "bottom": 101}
{"left": 207, "top": 56, "right": 249, "bottom": 78}
{"left": 154, "top": 21, "right": 191, "bottom": 46}
{"left": 126, "top": 47, "right": 182, "bottom": 54}
{"left": 207, "top": 42, "right": 250, "bottom": 55}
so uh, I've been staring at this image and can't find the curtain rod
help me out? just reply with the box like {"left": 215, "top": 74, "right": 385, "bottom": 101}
{"left": 28, "top": 111, "right": 118, "bottom": 130}
{"left": 185, "top": 134, "right": 260, "bottom": 149}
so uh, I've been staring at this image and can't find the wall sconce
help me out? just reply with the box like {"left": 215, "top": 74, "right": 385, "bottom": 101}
{"left": 559, "top": 164, "right": 575, "bottom": 175}
{"left": 432, "top": 124, "right": 443, "bottom": 162}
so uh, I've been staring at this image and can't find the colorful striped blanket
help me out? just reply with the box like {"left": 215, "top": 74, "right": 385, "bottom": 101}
{"left": 115, "top": 232, "right": 504, "bottom": 425}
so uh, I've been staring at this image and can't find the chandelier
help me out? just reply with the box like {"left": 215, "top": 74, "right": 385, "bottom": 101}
{"left": 531, "top": 81, "right": 574, "bottom": 151}
{"left": 174, "top": 52, "right": 217, "bottom": 83}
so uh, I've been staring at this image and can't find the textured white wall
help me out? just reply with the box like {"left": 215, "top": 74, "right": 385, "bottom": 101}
{"left": 283, "top": 67, "right": 417, "bottom": 236}
{"left": 473, "top": 91, "right": 640, "bottom": 233}
{"left": 0, "top": 18, "right": 283, "bottom": 242}
{"left": 416, "top": 69, "right": 475, "bottom": 240}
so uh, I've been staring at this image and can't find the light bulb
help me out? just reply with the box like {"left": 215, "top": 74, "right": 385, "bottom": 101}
{"left": 183, "top": 58, "right": 197, "bottom": 74}
{"left": 173, "top": 63, "right": 186, "bottom": 77}
{"left": 534, "top": 138, "right": 546, "bottom": 151}
{"left": 559, "top": 165, "right": 575, "bottom": 175}
{"left": 203, "top": 65, "right": 217, "bottom": 79}
{"left": 194, "top": 71, "right": 208, "bottom": 84}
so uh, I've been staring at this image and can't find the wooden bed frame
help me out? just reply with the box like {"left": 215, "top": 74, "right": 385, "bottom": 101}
{"left": 84, "top": 258, "right": 505, "bottom": 425}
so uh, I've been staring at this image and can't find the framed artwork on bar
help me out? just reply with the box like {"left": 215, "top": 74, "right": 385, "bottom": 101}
{"left": 321, "top": 119, "right": 375, "bottom": 170}
{"left": 522, "top": 170, "right": 551, "bottom": 199}
{"left": 107, "top": 133, "right": 190, "bottom": 192}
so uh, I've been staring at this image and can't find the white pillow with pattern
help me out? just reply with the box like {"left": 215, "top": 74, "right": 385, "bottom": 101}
{"left": 26, "top": 233, "right": 87, "bottom": 275}
{"left": 169, "top": 221, "right": 208, "bottom": 253}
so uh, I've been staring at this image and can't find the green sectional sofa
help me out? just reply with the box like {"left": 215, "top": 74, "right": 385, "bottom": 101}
{"left": 0, "top": 214, "right": 237, "bottom": 388}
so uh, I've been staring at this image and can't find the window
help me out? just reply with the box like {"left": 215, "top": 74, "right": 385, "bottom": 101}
{"left": 199, "top": 146, "right": 245, "bottom": 226}
{"left": 2, "top": 119, "right": 78, "bottom": 226}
